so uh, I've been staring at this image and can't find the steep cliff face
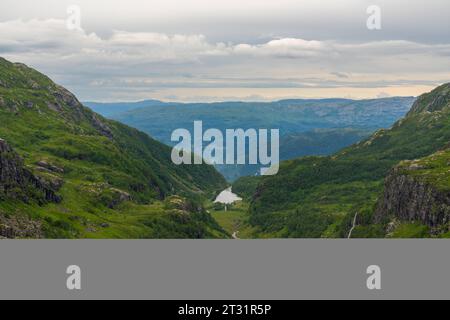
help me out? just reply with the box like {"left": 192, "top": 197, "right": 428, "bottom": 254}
{"left": 375, "top": 167, "right": 450, "bottom": 228}
{"left": 375, "top": 148, "right": 450, "bottom": 233}
{"left": 0, "top": 138, "right": 61, "bottom": 204}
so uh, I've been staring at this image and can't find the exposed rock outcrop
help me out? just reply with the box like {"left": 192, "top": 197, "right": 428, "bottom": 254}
{"left": 374, "top": 167, "right": 450, "bottom": 228}
{"left": 91, "top": 113, "right": 114, "bottom": 139}
{"left": 106, "top": 188, "right": 132, "bottom": 209}
{"left": 36, "top": 160, "right": 64, "bottom": 174}
{"left": 0, "top": 213, "right": 43, "bottom": 239}
{"left": 0, "top": 138, "right": 61, "bottom": 204}
{"left": 407, "top": 83, "right": 450, "bottom": 115}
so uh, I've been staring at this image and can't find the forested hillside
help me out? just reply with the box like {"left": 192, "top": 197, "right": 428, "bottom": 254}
{"left": 0, "top": 57, "right": 227, "bottom": 239}
{"left": 243, "top": 83, "right": 450, "bottom": 238}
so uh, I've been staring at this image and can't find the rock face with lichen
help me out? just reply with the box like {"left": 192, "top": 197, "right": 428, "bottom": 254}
{"left": 375, "top": 149, "right": 450, "bottom": 232}
{"left": 0, "top": 138, "right": 61, "bottom": 204}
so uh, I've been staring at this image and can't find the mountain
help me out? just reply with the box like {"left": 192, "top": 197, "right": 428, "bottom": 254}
{"left": 242, "top": 83, "right": 450, "bottom": 238}
{"left": 87, "top": 97, "right": 414, "bottom": 181}
{"left": 0, "top": 57, "right": 227, "bottom": 239}
{"left": 279, "top": 128, "right": 371, "bottom": 160}
{"left": 85, "top": 98, "right": 414, "bottom": 132}
{"left": 85, "top": 100, "right": 167, "bottom": 118}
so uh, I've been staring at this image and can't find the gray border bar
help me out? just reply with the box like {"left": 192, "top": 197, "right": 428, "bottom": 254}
{"left": 0, "top": 240, "right": 449, "bottom": 300}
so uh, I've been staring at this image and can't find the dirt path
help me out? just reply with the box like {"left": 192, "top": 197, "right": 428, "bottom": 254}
{"left": 232, "top": 231, "right": 240, "bottom": 239}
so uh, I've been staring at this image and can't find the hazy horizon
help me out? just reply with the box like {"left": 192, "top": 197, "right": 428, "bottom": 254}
{"left": 82, "top": 94, "right": 419, "bottom": 105}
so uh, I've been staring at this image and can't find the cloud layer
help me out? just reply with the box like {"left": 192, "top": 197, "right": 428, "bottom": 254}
{"left": 0, "top": 18, "right": 449, "bottom": 101}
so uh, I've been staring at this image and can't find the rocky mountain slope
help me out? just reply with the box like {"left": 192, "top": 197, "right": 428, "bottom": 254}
{"left": 374, "top": 149, "right": 450, "bottom": 234}
{"left": 0, "top": 57, "right": 227, "bottom": 238}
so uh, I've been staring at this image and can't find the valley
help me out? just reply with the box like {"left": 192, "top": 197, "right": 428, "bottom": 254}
{"left": 86, "top": 97, "right": 414, "bottom": 181}
{"left": 2, "top": 56, "right": 450, "bottom": 239}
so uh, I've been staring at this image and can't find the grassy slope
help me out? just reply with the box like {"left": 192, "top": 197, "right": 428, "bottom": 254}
{"left": 247, "top": 83, "right": 450, "bottom": 238}
{"left": 216, "top": 128, "right": 372, "bottom": 182}
{"left": 0, "top": 57, "right": 227, "bottom": 238}
{"left": 280, "top": 128, "right": 371, "bottom": 160}
{"left": 396, "top": 148, "right": 450, "bottom": 193}
{"left": 232, "top": 176, "right": 262, "bottom": 200}
{"left": 209, "top": 201, "right": 279, "bottom": 239}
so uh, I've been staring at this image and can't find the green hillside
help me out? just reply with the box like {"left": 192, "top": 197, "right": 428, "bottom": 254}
{"left": 280, "top": 128, "right": 371, "bottom": 160}
{"left": 396, "top": 149, "right": 450, "bottom": 193}
{"left": 245, "top": 83, "right": 450, "bottom": 238}
{"left": 0, "top": 57, "right": 227, "bottom": 239}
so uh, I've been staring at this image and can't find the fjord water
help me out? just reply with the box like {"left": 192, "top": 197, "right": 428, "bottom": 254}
{"left": 214, "top": 187, "right": 242, "bottom": 205}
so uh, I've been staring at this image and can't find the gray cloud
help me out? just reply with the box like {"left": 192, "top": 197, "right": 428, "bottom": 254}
{"left": 1, "top": 0, "right": 449, "bottom": 43}
{"left": 0, "top": 10, "right": 449, "bottom": 101}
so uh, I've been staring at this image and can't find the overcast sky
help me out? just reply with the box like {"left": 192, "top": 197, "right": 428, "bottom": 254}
{"left": 0, "top": 0, "right": 449, "bottom": 102}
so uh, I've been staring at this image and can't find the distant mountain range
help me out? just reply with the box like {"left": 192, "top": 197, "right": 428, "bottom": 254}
{"left": 84, "top": 100, "right": 167, "bottom": 118}
{"left": 85, "top": 96, "right": 415, "bottom": 181}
